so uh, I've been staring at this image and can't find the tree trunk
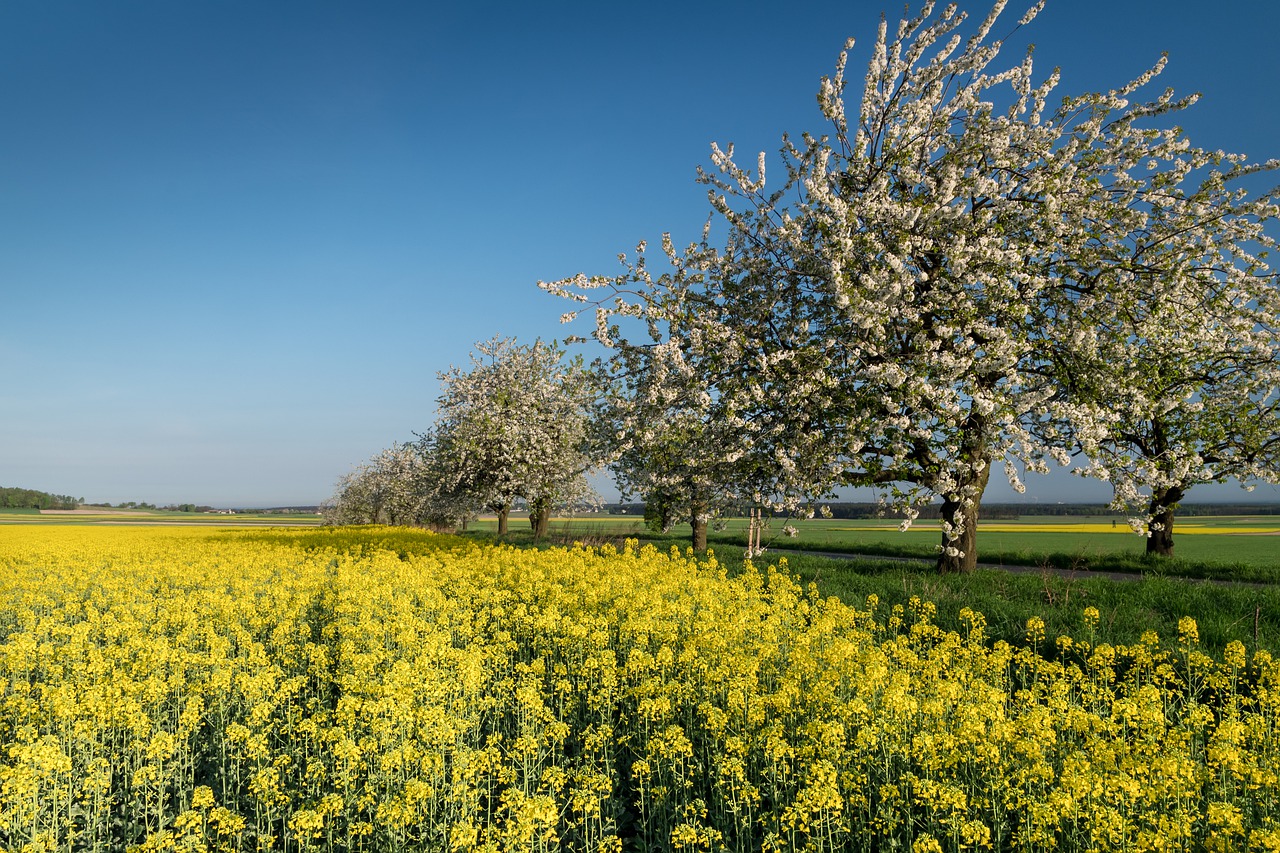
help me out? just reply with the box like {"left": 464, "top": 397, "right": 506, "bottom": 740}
{"left": 690, "top": 503, "right": 708, "bottom": 553}
{"left": 533, "top": 510, "right": 550, "bottom": 540}
{"left": 530, "top": 498, "right": 551, "bottom": 541}
{"left": 936, "top": 463, "right": 992, "bottom": 573}
{"left": 1146, "top": 486, "right": 1184, "bottom": 557}
{"left": 497, "top": 506, "right": 510, "bottom": 535}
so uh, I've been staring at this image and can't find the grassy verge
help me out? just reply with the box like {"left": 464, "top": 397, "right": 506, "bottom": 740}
{"left": 753, "top": 545, "right": 1279, "bottom": 658}
{"left": 732, "top": 535, "right": 1275, "bottom": 583}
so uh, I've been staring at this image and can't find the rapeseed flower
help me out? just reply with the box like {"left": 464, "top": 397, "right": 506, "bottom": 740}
{"left": 0, "top": 526, "right": 1275, "bottom": 851}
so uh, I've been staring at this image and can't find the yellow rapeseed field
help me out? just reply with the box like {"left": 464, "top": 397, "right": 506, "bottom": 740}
{"left": 1, "top": 525, "right": 1277, "bottom": 852}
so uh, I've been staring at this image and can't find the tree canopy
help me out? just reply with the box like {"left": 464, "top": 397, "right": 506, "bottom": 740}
{"left": 0, "top": 487, "right": 82, "bottom": 511}
{"left": 434, "top": 337, "right": 600, "bottom": 538}
{"left": 324, "top": 338, "right": 602, "bottom": 538}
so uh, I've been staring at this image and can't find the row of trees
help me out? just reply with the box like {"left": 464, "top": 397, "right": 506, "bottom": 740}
{"left": 539, "top": 0, "right": 1280, "bottom": 571}
{"left": 322, "top": 338, "right": 600, "bottom": 536}
{"left": 330, "top": 0, "right": 1279, "bottom": 571}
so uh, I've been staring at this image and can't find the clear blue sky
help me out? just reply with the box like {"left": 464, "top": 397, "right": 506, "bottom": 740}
{"left": 2, "top": 0, "right": 1278, "bottom": 507}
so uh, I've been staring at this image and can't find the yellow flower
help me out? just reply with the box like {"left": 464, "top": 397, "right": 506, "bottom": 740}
{"left": 2, "top": 524, "right": 1276, "bottom": 853}
{"left": 1224, "top": 640, "right": 1247, "bottom": 671}
{"left": 190, "top": 785, "right": 215, "bottom": 810}
{"left": 912, "top": 834, "right": 943, "bottom": 853}
{"left": 1178, "top": 616, "right": 1199, "bottom": 646}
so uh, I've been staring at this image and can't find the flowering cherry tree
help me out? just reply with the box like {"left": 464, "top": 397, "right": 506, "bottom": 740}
{"left": 1051, "top": 170, "right": 1279, "bottom": 555}
{"left": 320, "top": 466, "right": 375, "bottom": 525}
{"left": 321, "top": 442, "right": 427, "bottom": 525}
{"left": 587, "top": 283, "right": 761, "bottom": 550}
{"left": 411, "top": 424, "right": 487, "bottom": 531}
{"left": 435, "top": 337, "right": 600, "bottom": 539}
{"left": 546, "top": 0, "right": 1279, "bottom": 571}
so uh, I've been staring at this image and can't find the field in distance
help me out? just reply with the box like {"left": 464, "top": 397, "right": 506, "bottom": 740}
{"left": 0, "top": 506, "right": 323, "bottom": 526}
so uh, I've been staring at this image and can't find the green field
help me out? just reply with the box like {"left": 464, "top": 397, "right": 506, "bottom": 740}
{"left": 732, "top": 515, "right": 1280, "bottom": 573}
{"left": 0, "top": 507, "right": 322, "bottom": 525}
{"left": 470, "top": 512, "right": 1280, "bottom": 580}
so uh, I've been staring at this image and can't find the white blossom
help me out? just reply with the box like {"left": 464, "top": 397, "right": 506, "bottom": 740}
{"left": 432, "top": 337, "right": 601, "bottom": 534}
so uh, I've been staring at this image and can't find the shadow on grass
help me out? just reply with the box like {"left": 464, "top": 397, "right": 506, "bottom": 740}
{"left": 718, "top": 535, "right": 1269, "bottom": 584}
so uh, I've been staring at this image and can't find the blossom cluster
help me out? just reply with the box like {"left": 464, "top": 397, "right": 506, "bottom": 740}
{"left": 1, "top": 525, "right": 1278, "bottom": 851}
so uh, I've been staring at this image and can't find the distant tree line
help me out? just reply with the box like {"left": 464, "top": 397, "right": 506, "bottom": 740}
{"left": 86, "top": 501, "right": 215, "bottom": 512}
{"left": 614, "top": 503, "right": 1081, "bottom": 522}
{"left": 0, "top": 487, "right": 82, "bottom": 510}
{"left": 774, "top": 503, "right": 1278, "bottom": 520}
{"left": 1173, "top": 504, "right": 1280, "bottom": 517}
{"left": 807, "top": 503, "right": 1279, "bottom": 520}
{"left": 603, "top": 502, "right": 1017, "bottom": 521}
{"left": 608, "top": 502, "right": 1279, "bottom": 521}
{"left": 92, "top": 501, "right": 158, "bottom": 510}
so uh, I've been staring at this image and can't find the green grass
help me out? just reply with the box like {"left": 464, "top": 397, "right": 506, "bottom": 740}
{"left": 771, "top": 519, "right": 1280, "bottom": 581}
{"left": 726, "top": 543, "right": 1279, "bottom": 658}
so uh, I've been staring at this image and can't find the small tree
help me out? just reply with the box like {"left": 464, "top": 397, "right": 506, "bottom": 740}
{"left": 412, "top": 425, "right": 484, "bottom": 531}
{"left": 436, "top": 337, "right": 600, "bottom": 539}
{"left": 321, "top": 442, "right": 427, "bottom": 525}
{"left": 586, "top": 299, "right": 760, "bottom": 552}
{"left": 1053, "top": 189, "right": 1280, "bottom": 555}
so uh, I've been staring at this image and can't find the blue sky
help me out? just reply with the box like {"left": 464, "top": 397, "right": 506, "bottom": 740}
{"left": 2, "top": 0, "right": 1278, "bottom": 507}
